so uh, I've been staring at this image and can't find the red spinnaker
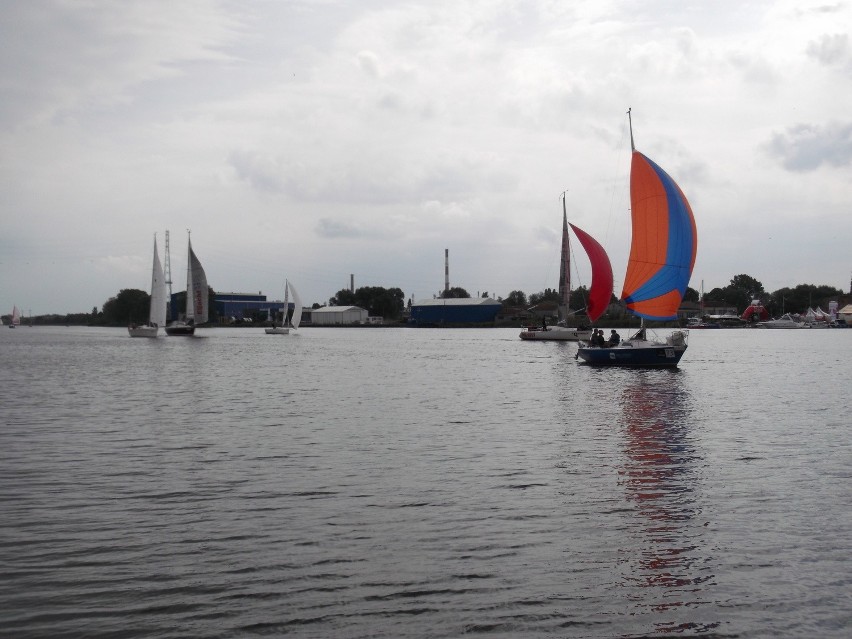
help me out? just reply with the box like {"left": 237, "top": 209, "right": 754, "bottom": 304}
{"left": 569, "top": 223, "right": 613, "bottom": 324}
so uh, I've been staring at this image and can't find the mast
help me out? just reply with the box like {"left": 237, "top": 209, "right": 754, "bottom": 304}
{"left": 164, "top": 230, "right": 173, "bottom": 321}
{"left": 185, "top": 229, "right": 193, "bottom": 322}
{"left": 558, "top": 191, "right": 571, "bottom": 320}
{"left": 627, "top": 107, "right": 635, "bottom": 152}
{"left": 627, "top": 107, "right": 643, "bottom": 334}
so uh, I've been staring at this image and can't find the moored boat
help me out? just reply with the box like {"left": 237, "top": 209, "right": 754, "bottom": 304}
{"left": 757, "top": 313, "right": 804, "bottom": 329}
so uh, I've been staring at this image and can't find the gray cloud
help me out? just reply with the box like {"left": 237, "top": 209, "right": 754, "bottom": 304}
{"left": 806, "top": 33, "right": 849, "bottom": 66}
{"left": 766, "top": 122, "right": 852, "bottom": 171}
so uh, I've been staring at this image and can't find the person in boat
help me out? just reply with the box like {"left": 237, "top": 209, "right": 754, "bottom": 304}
{"left": 607, "top": 330, "right": 620, "bottom": 347}
{"left": 592, "top": 329, "right": 605, "bottom": 347}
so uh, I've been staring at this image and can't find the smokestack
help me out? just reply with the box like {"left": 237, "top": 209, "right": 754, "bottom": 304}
{"left": 350, "top": 274, "right": 354, "bottom": 293}
{"left": 444, "top": 249, "right": 449, "bottom": 293}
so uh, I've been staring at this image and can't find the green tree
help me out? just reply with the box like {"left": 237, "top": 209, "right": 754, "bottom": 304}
{"left": 569, "top": 286, "right": 589, "bottom": 311}
{"left": 441, "top": 287, "right": 470, "bottom": 299}
{"left": 768, "top": 283, "right": 842, "bottom": 315}
{"left": 504, "top": 290, "right": 527, "bottom": 307}
{"left": 102, "top": 289, "right": 149, "bottom": 324}
{"left": 330, "top": 286, "right": 405, "bottom": 319}
{"left": 683, "top": 286, "right": 699, "bottom": 303}
{"left": 723, "top": 274, "right": 765, "bottom": 312}
{"left": 528, "top": 287, "right": 560, "bottom": 306}
{"left": 330, "top": 289, "right": 356, "bottom": 306}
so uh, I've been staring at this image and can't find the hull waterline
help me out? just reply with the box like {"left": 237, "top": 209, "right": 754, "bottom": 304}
{"left": 165, "top": 322, "right": 195, "bottom": 336}
{"left": 128, "top": 325, "right": 159, "bottom": 337}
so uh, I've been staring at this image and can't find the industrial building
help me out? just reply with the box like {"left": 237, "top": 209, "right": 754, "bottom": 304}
{"left": 408, "top": 297, "right": 502, "bottom": 326}
{"left": 213, "top": 292, "right": 288, "bottom": 323}
{"left": 311, "top": 305, "right": 369, "bottom": 326}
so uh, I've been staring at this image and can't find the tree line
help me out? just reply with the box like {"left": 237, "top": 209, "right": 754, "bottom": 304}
{"left": 18, "top": 273, "right": 847, "bottom": 326}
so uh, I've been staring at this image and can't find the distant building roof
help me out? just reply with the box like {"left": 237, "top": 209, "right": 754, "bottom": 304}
{"left": 413, "top": 298, "right": 500, "bottom": 307}
{"left": 312, "top": 305, "right": 367, "bottom": 313}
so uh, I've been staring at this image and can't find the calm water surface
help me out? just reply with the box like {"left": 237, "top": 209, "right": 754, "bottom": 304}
{"left": 1, "top": 326, "right": 849, "bottom": 638}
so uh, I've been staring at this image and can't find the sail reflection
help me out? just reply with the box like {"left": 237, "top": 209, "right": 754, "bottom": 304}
{"left": 618, "top": 371, "right": 719, "bottom": 633}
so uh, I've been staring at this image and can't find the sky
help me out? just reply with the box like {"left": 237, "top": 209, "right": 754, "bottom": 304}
{"left": 2, "top": 0, "right": 851, "bottom": 315}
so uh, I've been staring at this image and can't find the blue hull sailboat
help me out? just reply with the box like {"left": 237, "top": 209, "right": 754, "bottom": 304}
{"left": 576, "top": 110, "right": 697, "bottom": 368}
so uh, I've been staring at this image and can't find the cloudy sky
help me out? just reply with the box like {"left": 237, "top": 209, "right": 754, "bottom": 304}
{"left": 2, "top": 0, "right": 851, "bottom": 315}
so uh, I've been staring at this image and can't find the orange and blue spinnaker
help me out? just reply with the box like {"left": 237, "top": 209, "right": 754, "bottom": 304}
{"left": 569, "top": 223, "right": 613, "bottom": 324}
{"left": 621, "top": 151, "right": 697, "bottom": 321}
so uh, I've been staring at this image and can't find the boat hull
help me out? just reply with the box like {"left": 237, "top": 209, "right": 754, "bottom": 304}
{"left": 265, "top": 327, "right": 290, "bottom": 335}
{"left": 128, "top": 325, "right": 159, "bottom": 337}
{"left": 165, "top": 322, "right": 195, "bottom": 336}
{"left": 577, "top": 343, "right": 687, "bottom": 367}
{"left": 520, "top": 327, "right": 592, "bottom": 341}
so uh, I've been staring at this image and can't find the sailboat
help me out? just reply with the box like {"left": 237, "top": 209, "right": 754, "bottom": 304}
{"left": 9, "top": 305, "right": 21, "bottom": 328}
{"left": 128, "top": 236, "right": 168, "bottom": 337}
{"left": 165, "top": 232, "right": 208, "bottom": 336}
{"left": 519, "top": 194, "right": 593, "bottom": 342}
{"left": 265, "top": 280, "right": 302, "bottom": 334}
{"left": 575, "top": 109, "right": 697, "bottom": 367}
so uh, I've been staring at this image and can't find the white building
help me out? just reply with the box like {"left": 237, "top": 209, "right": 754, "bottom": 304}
{"left": 310, "top": 305, "right": 369, "bottom": 326}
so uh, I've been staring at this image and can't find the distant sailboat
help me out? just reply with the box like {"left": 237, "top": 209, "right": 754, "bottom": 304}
{"left": 266, "top": 280, "right": 302, "bottom": 335}
{"left": 519, "top": 194, "right": 593, "bottom": 342}
{"left": 576, "top": 109, "right": 697, "bottom": 367}
{"left": 165, "top": 232, "right": 208, "bottom": 336}
{"left": 9, "top": 305, "right": 21, "bottom": 328}
{"left": 128, "top": 236, "right": 167, "bottom": 337}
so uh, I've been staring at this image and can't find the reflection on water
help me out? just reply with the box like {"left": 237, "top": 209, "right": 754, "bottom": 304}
{"left": 618, "top": 371, "right": 719, "bottom": 634}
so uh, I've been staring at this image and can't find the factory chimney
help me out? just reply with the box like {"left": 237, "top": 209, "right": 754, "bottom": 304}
{"left": 350, "top": 274, "right": 354, "bottom": 293}
{"left": 444, "top": 249, "right": 449, "bottom": 294}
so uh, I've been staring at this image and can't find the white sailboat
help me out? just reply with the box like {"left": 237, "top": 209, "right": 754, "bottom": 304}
{"left": 266, "top": 280, "right": 302, "bottom": 334}
{"left": 520, "top": 193, "right": 593, "bottom": 342}
{"left": 9, "top": 305, "right": 21, "bottom": 328}
{"left": 128, "top": 236, "right": 167, "bottom": 337}
{"left": 165, "top": 232, "right": 208, "bottom": 336}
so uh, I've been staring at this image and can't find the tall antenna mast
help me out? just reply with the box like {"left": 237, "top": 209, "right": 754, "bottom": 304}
{"left": 164, "top": 230, "right": 173, "bottom": 319}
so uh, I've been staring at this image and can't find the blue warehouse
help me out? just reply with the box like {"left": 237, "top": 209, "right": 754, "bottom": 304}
{"left": 408, "top": 298, "right": 502, "bottom": 326}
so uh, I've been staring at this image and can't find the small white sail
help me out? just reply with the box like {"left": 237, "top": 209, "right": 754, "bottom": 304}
{"left": 11, "top": 305, "right": 21, "bottom": 327}
{"left": 150, "top": 239, "right": 167, "bottom": 327}
{"left": 186, "top": 238, "right": 208, "bottom": 324}
{"left": 288, "top": 282, "right": 302, "bottom": 329}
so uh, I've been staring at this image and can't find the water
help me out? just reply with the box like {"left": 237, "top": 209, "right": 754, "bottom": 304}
{"left": 1, "top": 326, "right": 849, "bottom": 638}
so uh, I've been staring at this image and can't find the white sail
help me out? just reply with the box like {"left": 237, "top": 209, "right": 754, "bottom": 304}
{"left": 150, "top": 239, "right": 167, "bottom": 327}
{"left": 11, "top": 305, "right": 21, "bottom": 326}
{"left": 186, "top": 237, "right": 208, "bottom": 324}
{"left": 283, "top": 280, "right": 290, "bottom": 326}
{"left": 289, "top": 282, "right": 302, "bottom": 329}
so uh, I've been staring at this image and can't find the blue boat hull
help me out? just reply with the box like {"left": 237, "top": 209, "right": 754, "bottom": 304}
{"left": 577, "top": 344, "right": 687, "bottom": 367}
